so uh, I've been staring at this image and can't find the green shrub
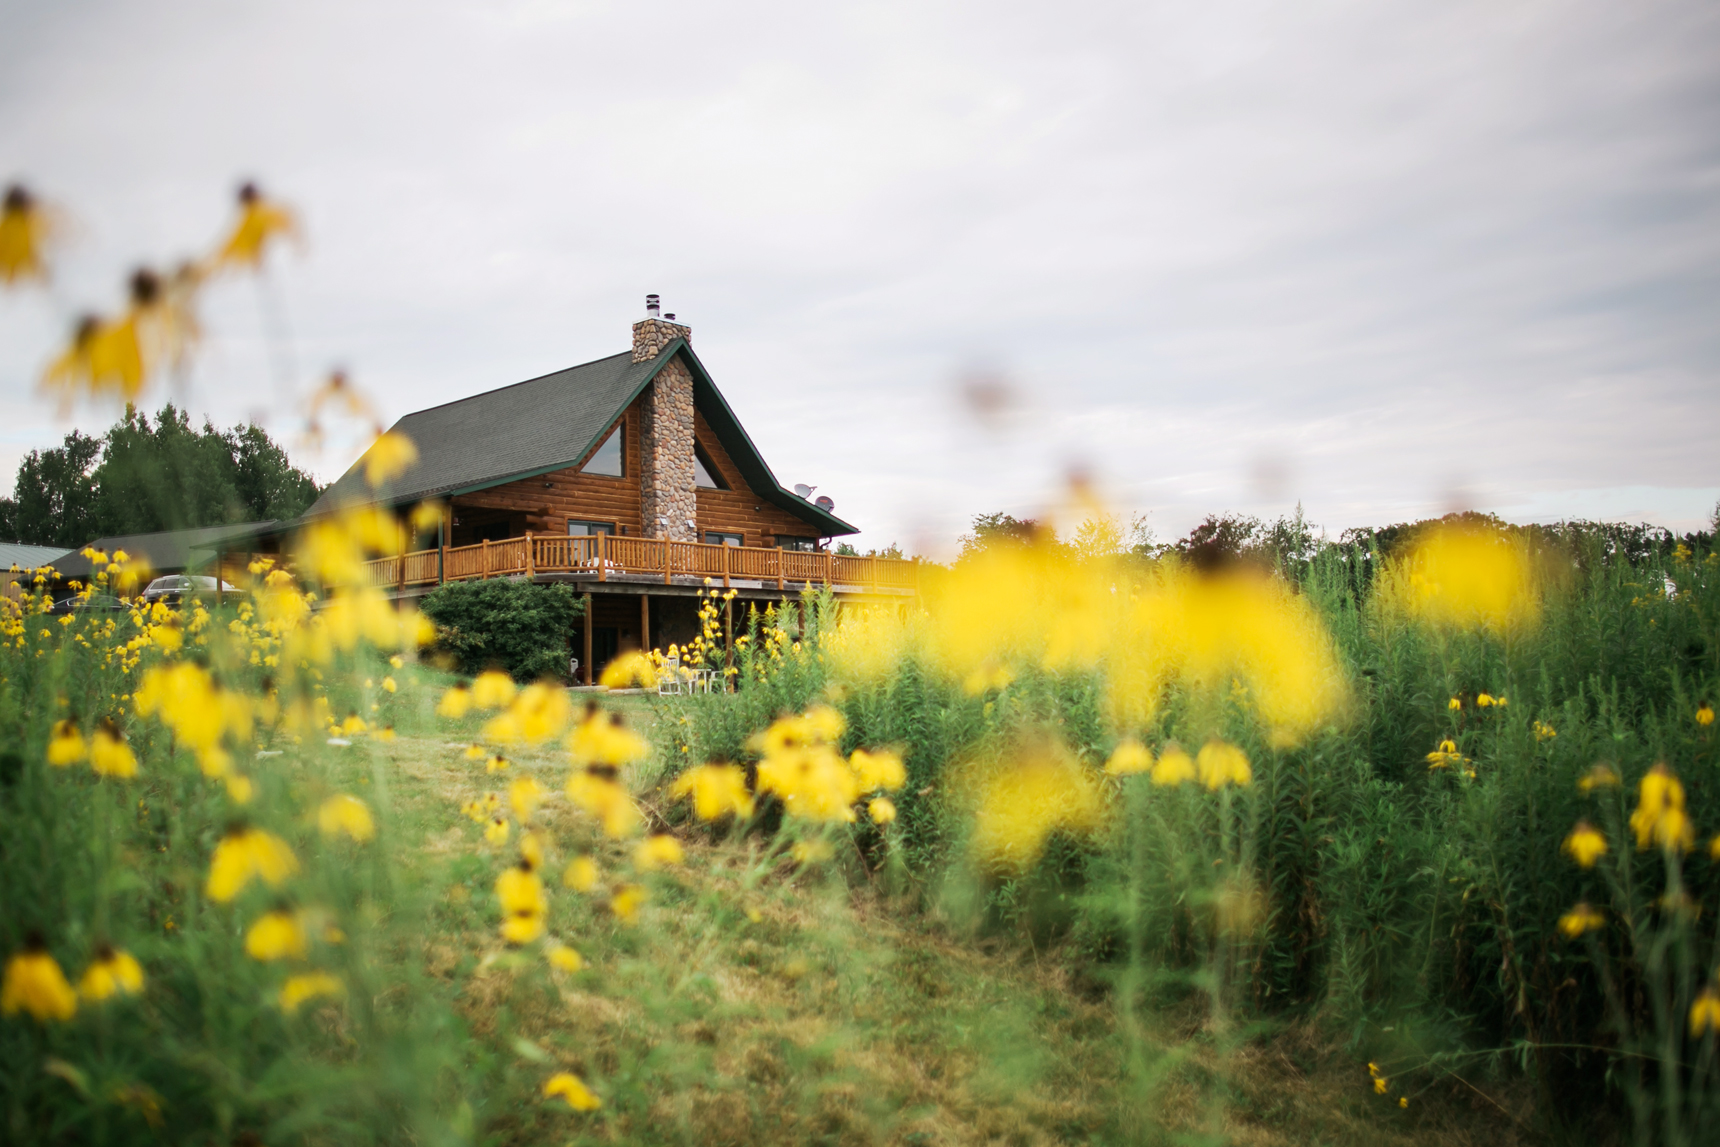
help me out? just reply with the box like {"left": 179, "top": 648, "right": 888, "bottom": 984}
{"left": 420, "top": 579, "right": 583, "bottom": 681}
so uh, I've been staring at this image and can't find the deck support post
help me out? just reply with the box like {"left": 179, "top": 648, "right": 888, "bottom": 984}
{"left": 663, "top": 540, "right": 672, "bottom": 585}
{"left": 640, "top": 594, "right": 650, "bottom": 653}
{"left": 596, "top": 531, "right": 606, "bottom": 583}
{"left": 582, "top": 592, "right": 593, "bottom": 686}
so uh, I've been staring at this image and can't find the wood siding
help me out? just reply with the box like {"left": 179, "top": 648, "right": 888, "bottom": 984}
{"left": 691, "top": 408, "right": 829, "bottom": 547}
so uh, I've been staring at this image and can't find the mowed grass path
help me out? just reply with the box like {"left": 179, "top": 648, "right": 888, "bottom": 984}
{"left": 353, "top": 692, "right": 1522, "bottom": 1147}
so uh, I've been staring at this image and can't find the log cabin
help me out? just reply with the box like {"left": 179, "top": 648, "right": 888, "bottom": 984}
{"left": 250, "top": 298, "right": 917, "bottom": 682}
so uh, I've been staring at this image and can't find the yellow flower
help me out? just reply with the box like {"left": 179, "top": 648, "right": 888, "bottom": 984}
{"left": 500, "top": 912, "right": 546, "bottom": 945}
{"left": 484, "top": 682, "right": 573, "bottom": 746}
{"left": 1425, "top": 739, "right": 1469, "bottom": 770}
{"left": 508, "top": 776, "right": 547, "bottom": 824}
{"left": 77, "top": 944, "right": 144, "bottom": 1002}
{"left": 317, "top": 794, "right": 376, "bottom": 842}
{"left": 610, "top": 883, "right": 648, "bottom": 923}
{"left": 89, "top": 720, "right": 138, "bottom": 778}
{"left": 565, "top": 771, "right": 642, "bottom": 838}
{"left": 543, "top": 1071, "right": 602, "bottom": 1111}
{"left": 969, "top": 743, "right": 1103, "bottom": 872}
{"left": 1558, "top": 902, "right": 1605, "bottom": 938}
{"left": 670, "top": 763, "right": 755, "bottom": 821}
{"left": 1399, "top": 1097, "right": 1408, "bottom": 1108}
{"left": 464, "top": 743, "right": 486, "bottom": 760}
{"left": 1630, "top": 763, "right": 1694, "bottom": 852}
{"left": 546, "top": 944, "right": 583, "bottom": 973}
{"left": 1477, "top": 693, "right": 1495, "bottom": 707}
{"left": 563, "top": 856, "right": 599, "bottom": 892}
{"left": 277, "top": 971, "right": 343, "bottom": 1013}
{"left": 1448, "top": 697, "right": 1461, "bottom": 711}
{"left": 1698, "top": 704, "right": 1715, "bottom": 727}
{"left": 362, "top": 430, "right": 418, "bottom": 488}
{"left": 2, "top": 938, "right": 77, "bottom": 1022}
{"left": 567, "top": 708, "right": 649, "bottom": 768}
{"left": 1103, "top": 740, "right": 1153, "bottom": 776}
{"left": 381, "top": 676, "right": 397, "bottom": 694}
{"left": 484, "top": 817, "right": 511, "bottom": 846}
{"left": 206, "top": 826, "right": 300, "bottom": 902}
{"left": 224, "top": 774, "right": 255, "bottom": 804}
{"left": 486, "top": 754, "right": 509, "bottom": 773}
{"left": 1381, "top": 522, "right": 1541, "bottom": 632}
{"left": 1533, "top": 720, "right": 1557, "bottom": 741}
{"left": 1691, "top": 987, "right": 1720, "bottom": 1036}
{"left": 1196, "top": 741, "right": 1252, "bottom": 790}
{"left": 1373, "top": 1076, "right": 1388, "bottom": 1094}
{"left": 245, "top": 911, "right": 309, "bottom": 961}
{"left": 0, "top": 184, "right": 54, "bottom": 284}
{"left": 635, "top": 834, "right": 685, "bottom": 870}
{"left": 1562, "top": 822, "right": 1607, "bottom": 868}
{"left": 215, "top": 183, "right": 299, "bottom": 269}
{"left": 519, "top": 830, "right": 546, "bottom": 870}
{"left": 1578, "top": 764, "right": 1620, "bottom": 793}
{"left": 496, "top": 861, "right": 547, "bottom": 916}
{"left": 792, "top": 839, "right": 835, "bottom": 864}
{"left": 471, "top": 671, "right": 516, "bottom": 710}
{"left": 47, "top": 719, "right": 86, "bottom": 767}
{"left": 850, "top": 748, "right": 907, "bottom": 792}
{"left": 868, "top": 797, "right": 897, "bottom": 825}
{"left": 599, "top": 650, "right": 658, "bottom": 689}
{"left": 1150, "top": 745, "right": 1196, "bottom": 786}
{"left": 437, "top": 686, "right": 474, "bottom": 719}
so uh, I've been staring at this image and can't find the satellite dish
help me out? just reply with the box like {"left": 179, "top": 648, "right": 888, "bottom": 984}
{"left": 793, "top": 483, "right": 815, "bottom": 498}
{"left": 814, "top": 495, "right": 835, "bottom": 512}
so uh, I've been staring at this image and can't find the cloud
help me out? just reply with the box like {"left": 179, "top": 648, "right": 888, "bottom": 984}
{"left": 2, "top": 0, "right": 1716, "bottom": 544}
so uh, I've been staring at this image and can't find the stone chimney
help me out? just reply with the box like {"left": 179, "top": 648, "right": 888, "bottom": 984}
{"left": 632, "top": 295, "right": 697, "bottom": 541}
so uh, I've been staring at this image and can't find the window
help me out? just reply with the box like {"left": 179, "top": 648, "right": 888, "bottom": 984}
{"left": 567, "top": 520, "right": 616, "bottom": 536}
{"left": 703, "top": 531, "right": 743, "bottom": 547}
{"left": 775, "top": 536, "right": 817, "bottom": 552}
{"left": 693, "top": 442, "right": 728, "bottom": 489}
{"left": 581, "top": 426, "right": 623, "bottom": 476}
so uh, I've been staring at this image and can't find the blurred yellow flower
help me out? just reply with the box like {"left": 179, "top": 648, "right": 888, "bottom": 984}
{"left": 1533, "top": 721, "right": 1557, "bottom": 741}
{"left": 245, "top": 911, "right": 309, "bottom": 961}
{"left": 0, "top": 184, "right": 54, "bottom": 284}
{"left": 89, "top": 720, "right": 138, "bottom": 778}
{"left": 277, "top": 971, "right": 343, "bottom": 1013}
{"left": 501, "top": 913, "right": 545, "bottom": 945}
{"left": 543, "top": 1071, "right": 602, "bottom": 1111}
{"left": 486, "top": 754, "right": 509, "bottom": 773}
{"left": 791, "top": 839, "right": 835, "bottom": 864}
{"left": 2, "top": 939, "right": 77, "bottom": 1022}
{"left": 1558, "top": 902, "right": 1605, "bottom": 938}
{"left": 1578, "top": 764, "right": 1620, "bottom": 793}
{"left": 508, "top": 776, "right": 546, "bottom": 823}
{"left": 635, "top": 834, "right": 685, "bottom": 870}
{"left": 1699, "top": 704, "right": 1714, "bottom": 727}
{"left": 968, "top": 743, "right": 1103, "bottom": 872}
{"left": 1381, "top": 521, "right": 1540, "bottom": 632}
{"left": 1476, "top": 693, "right": 1495, "bottom": 707}
{"left": 1150, "top": 745, "right": 1196, "bottom": 786}
{"left": 1448, "top": 697, "right": 1461, "bottom": 711}
{"left": 484, "top": 816, "right": 511, "bottom": 846}
{"left": 1196, "top": 741, "right": 1252, "bottom": 790}
{"left": 47, "top": 719, "right": 86, "bottom": 767}
{"left": 381, "top": 676, "right": 397, "bottom": 694}
{"left": 463, "top": 742, "right": 485, "bottom": 760}
{"left": 317, "top": 794, "right": 375, "bottom": 843}
{"left": 1103, "top": 739, "right": 1153, "bottom": 776}
{"left": 77, "top": 945, "right": 144, "bottom": 1002}
{"left": 485, "top": 683, "right": 572, "bottom": 746}
{"left": 496, "top": 862, "right": 547, "bottom": 916}
{"left": 567, "top": 708, "right": 649, "bottom": 767}
{"left": 1425, "top": 739, "right": 1468, "bottom": 770}
{"left": 546, "top": 944, "right": 583, "bottom": 973}
{"left": 563, "top": 856, "right": 599, "bottom": 892}
{"left": 519, "top": 830, "right": 545, "bottom": 870}
{"left": 850, "top": 748, "right": 907, "bottom": 792}
{"left": 1630, "top": 763, "right": 1694, "bottom": 853}
{"left": 206, "top": 826, "right": 300, "bottom": 902}
{"left": 868, "top": 796, "right": 897, "bottom": 825}
{"left": 670, "top": 763, "right": 754, "bottom": 821}
{"left": 1562, "top": 822, "right": 1607, "bottom": 868}
{"left": 599, "top": 650, "right": 658, "bottom": 689}
{"left": 610, "top": 883, "right": 648, "bottom": 923}
{"left": 566, "top": 772, "right": 641, "bottom": 838}
{"left": 1373, "top": 1076, "right": 1388, "bottom": 1094}
{"left": 1691, "top": 987, "right": 1720, "bottom": 1036}
{"left": 215, "top": 182, "right": 299, "bottom": 270}
{"left": 471, "top": 671, "right": 515, "bottom": 710}
{"left": 224, "top": 774, "right": 255, "bottom": 804}
{"left": 363, "top": 430, "right": 418, "bottom": 488}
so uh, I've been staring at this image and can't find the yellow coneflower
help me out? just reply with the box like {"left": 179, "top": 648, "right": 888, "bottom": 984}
{"left": 1448, "top": 697, "right": 1461, "bottom": 711}
{"left": 214, "top": 182, "right": 299, "bottom": 270}
{"left": 598, "top": 650, "right": 658, "bottom": 689}
{"left": 277, "top": 971, "right": 342, "bottom": 1013}
{"left": 438, "top": 685, "right": 474, "bottom": 719}
{"left": 543, "top": 1070, "right": 602, "bottom": 1111}
{"left": 610, "top": 883, "right": 648, "bottom": 923}
{"left": 565, "top": 771, "right": 642, "bottom": 839}
{"left": 508, "top": 776, "right": 546, "bottom": 824}
{"left": 363, "top": 430, "right": 418, "bottom": 488}
{"left": 562, "top": 856, "right": 599, "bottom": 892}
{"left": 791, "top": 839, "right": 835, "bottom": 864}
{"left": 1577, "top": 764, "right": 1620, "bottom": 793}
{"left": 484, "top": 816, "right": 511, "bottom": 846}
{"left": 0, "top": 184, "right": 55, "bottom": 284}
{"left": 245, "top": 910, "right": 308, "bottom": 961}
{"left": 1629, "top": 763, "right": 1694, "bottom": 853}
{"left": 486, "top": 754, "right": 509, "bottom": 773}
{"left": 471, "top": 671, "right": 516, "bottom": 710}
{"left": 668, "top": 763, "right": 754, "bottom": 821}
{"left": 381, "top": 676, "right": 397, "bottom": 694}
{"left": 462, "top": 742, "right": 485, "bottom": 761}
{"left": 1562, "top": 822, "right": 1607, "bottom": 868}
{"left": 1691, "top": 987, "right": 1720, "bottom": 1036}
{"left": 850, "top": 748, "right": 907, "bottom": 792}
{"left": 317, "top": 794, "right": 375, "bottom": 842}
{"left": 500, "top": 912, "right": 545, "bottom": 945}
{"left": 1196, "top": 740, "right": 1252, "bottom": 790}
{"left": 206, "top": 825, "right": 300, "bottom": 902}
{"left": 89, "top": 719, "right": 138, "bottom": 778}
{"left": 1103, "top": 739, "right": 1153, "bottom": 776}
{"left": 1558, "top": 902, "right": 1605, "bottom": 938}
{"left": 46, "top": 719, "right": 86, "bottom": 767}
{"left": 1373, "top": 1076, "right": 1389, "bottom": 1094}
{"left": 1151, "top": 745, "right": 1196, "bottom": 786}
{"left": 868, "top": 796, "right": 897, "bottom": 825}
{"left": 2, "top": 935, "right": 78, "bottom": 1022}
{"left": 1477, "top": 693, "right": 1495, "bottom": 707}
{"left": 224, "top": 774, "right": 255, "bottom": 804}
{"left": 634, "top": 834, "right": 685, "bottom": 871}
{"left": 1699, "top": 703, "right": 1715, "bottom": 728}
{"left": 546, "top": 944, "right": 583, "bottom": 973}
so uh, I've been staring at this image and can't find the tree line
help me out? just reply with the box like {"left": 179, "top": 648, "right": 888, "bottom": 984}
{"left": 0, "top": 404, "right": 322, "bottom": 549}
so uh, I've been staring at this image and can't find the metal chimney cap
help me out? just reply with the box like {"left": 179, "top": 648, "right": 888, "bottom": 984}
{"left": 645, "top": 294, "right": 660, "bottom": 317}
{"left": 664, "top": 313, "right": 676, "bottom": 321}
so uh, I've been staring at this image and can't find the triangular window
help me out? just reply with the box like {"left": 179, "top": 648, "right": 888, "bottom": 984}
{"left": 582, "top": 426, "right": 623, "bottom": 476}
{"left": 693, "top": 442, "right": 728, "bottom": 489}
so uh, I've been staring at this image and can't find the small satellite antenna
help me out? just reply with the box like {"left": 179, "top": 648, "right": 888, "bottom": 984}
{"left": 814, "top": 495, "right": 835, "bottom": 512}
{"left": 793, "top": 483, "right": 815, "bottom": 499}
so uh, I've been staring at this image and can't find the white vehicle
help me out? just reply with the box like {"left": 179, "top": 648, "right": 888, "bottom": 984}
{"left": 141, "top": 574, "right": 238, "bottom": 604}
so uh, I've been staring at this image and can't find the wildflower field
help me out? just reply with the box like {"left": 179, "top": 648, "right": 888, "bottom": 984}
{"left": 3, "top": 510, "right": 1718, "bottom": 1146}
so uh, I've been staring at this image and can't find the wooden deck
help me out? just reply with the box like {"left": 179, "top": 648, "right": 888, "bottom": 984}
{"left": 360, "top": 533, "right": 919, "bottom": 596}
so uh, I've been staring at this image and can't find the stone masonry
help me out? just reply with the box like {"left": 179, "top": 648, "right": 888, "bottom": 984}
{"left": 633, "top": 317, "right": 697, "bottom": 541}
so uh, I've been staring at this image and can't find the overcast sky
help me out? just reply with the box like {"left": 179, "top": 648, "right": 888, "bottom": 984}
{"left": 2, "top": 0, "right": 1717, "bottom": 554}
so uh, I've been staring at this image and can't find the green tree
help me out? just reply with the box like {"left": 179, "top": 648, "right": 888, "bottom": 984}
{"left": 1, "top": 431, "right": 103, "bottom": 547}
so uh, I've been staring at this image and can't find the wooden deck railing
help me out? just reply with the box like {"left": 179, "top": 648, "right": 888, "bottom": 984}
{"left": 362, "top": 533, "right": 918, "bottom": 593}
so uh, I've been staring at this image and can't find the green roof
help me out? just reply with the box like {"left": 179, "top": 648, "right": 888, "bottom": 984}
{"left": 306, "top": 342, "right": 858, "bottom": 537}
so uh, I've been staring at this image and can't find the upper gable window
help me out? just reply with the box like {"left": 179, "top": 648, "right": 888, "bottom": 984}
{"left": 693, "top": 442, "right": 728, "bottom": 489}
{"left": 582, "top": 425, "right": 623, "bottom": 477}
